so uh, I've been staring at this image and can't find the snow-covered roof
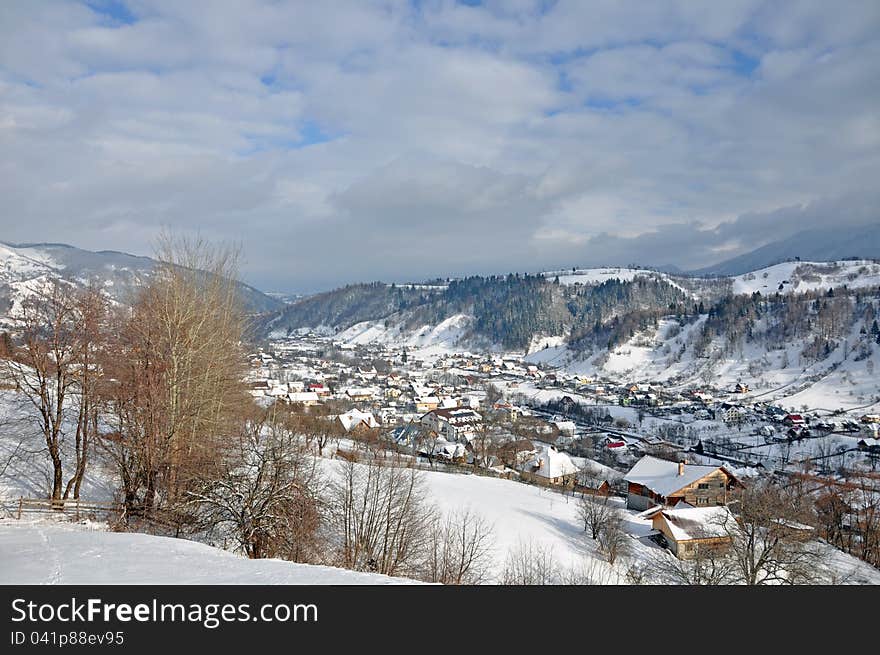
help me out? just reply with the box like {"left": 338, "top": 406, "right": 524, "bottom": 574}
{"left": 338, "top": 409, "right": 380, "bottom": 432}
{"left": 345, "top": 387, "right": 378, "bottom": 397}
{"left": 288, "top": 392, "right": 319, "bottom": 402}
{"left": 427, "top": 438, "right": 466, "bottom": 459}
{"left": 625, "top": 455, "right": 727, "bottom": 497}
{"left": 522, "top": 444, "right": 580, "bottom": 479}
{"left": 655, "top": 506, "right": 735, "bottom": 541}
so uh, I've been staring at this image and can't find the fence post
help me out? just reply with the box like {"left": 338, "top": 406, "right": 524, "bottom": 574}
{"left": 75, "top": 499, "right": 80, "bottom": 521}
{"left": 17, "top": 497, "right": 23, "bottom": 520}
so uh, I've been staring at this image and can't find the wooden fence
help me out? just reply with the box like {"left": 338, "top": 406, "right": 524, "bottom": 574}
{"left": 8, "top": 497, "right": 123, "bottom": 521}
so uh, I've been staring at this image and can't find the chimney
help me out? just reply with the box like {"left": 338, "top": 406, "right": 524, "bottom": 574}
{"left": 678, "top": 461, "right": 685, "bottom": 476}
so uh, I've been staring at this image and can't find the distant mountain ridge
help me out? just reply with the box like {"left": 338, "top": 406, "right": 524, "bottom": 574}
{"left": 689, "top": 223, "right": 880, "bottom": 276}
{"left": 261, "top": 259, "right": 880, "bottom": 355}
{"left": 0, "top": 241, "right": 285, "bottom": 320}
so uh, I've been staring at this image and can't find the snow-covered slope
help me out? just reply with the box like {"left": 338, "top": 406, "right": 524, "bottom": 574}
{"left": 526, "top": 312, "right": 880, "bottom": 411}
{"left": 331, "top": 313, "right": 503, "bottom": 358}
{"left": 0, "top": 242, "right": 283, "bottom": 321}
{"left": 730, "top": 260, "right": 880, "bottom": 296}
{"left": 540, "top": 261, "right": 880, "bottom": 298}
{"left": 0, "top": 520, "right": 418, "bottom": 584}
{"left": 543, "top": 266, "right": 691, "bottom": 295}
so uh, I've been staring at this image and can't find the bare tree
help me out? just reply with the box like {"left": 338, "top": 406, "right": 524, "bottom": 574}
{"left": 649, "top": 544, "right": 737, "bottom": 585}
{"left": 469, "top": 418, "right": 498, "bottom": 470}
{"left": 558, "top": 557, "right": 618, "bottom": 585}
{"left": 185, "top": 403, "right": 323, "bottom": 561}
{"left": 576, "top": 494, "right": 612, "bottom": 540}
{"left": 501, "top": 538, "right": 559, "bottom": 584}
{"left": 597, "top": 510, "right": 630, "bottom": 565}
{"left": 103, "top": 234, "right": 248, "bottom": 516}
{"left": 288, "top": 405, "right": 343, "bottom": 457}
{"left": 2, "top": 280, "right": 79, "bottom": 500}
{"left": 420, "top": 507, "right": 495, "bottom": 584}
{"left": 63, "top": 283, "right": 109, "bottom": 500}
{"left": 723, "top": 480, "right": 826, "bottom": 585}
{"left": 329, "top": 457, "right": 432, "bottom": 577}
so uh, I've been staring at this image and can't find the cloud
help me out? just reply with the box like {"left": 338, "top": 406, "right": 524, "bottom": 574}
{"left": 0, "top": 1, "right": 878, "bottom": 292}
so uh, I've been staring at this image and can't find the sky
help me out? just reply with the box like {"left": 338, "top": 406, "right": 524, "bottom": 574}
{"left": 1, "top": 1, "right": 879, "bottom": 293}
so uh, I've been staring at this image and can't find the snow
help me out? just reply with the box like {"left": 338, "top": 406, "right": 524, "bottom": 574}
{"left": 407, "top": 464, "right": 638, "bottom": 583}
{"left": 521, "top": 444, "right": 580, "bottom": 479}
{"left": 0, "top": 520, "right": 418, "bottom": 584}
{"left": 624, "top": 455, "right": 725, "bottom": 497}
{"left": 527, "top": 335, "right": 566, "bottom": 355}
{"left": 655, "top": 506, "right": 734, "bottom": 541}
{"left": 731, "top": 260, "right": 880, "bottom": 296}
{"left": 337, "top": 409, "right": 380, "bottom": 431}
{"left": 334, "top": 313, "right": 499, "bottom": 361}
{"left": 2, "top": 404, "right": 878, "bottom": 585}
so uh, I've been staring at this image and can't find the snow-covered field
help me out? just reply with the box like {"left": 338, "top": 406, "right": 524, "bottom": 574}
{"left": 0, "top": 519, "right": 417, "bottom": 584}
{"left": 730, "top": 260, "right": 880, "bottom": 296}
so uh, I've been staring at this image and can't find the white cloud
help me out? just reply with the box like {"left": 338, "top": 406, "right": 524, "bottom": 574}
{"left": 0, "top": 0, "right": 878, "bottom": 291}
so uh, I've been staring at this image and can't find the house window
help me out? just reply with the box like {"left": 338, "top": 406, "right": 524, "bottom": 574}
{"left": 697, "top": 497, "right": 709, "bottom": 505}
{"left": 698, "top": 483, "right": 709, "bottom": 489}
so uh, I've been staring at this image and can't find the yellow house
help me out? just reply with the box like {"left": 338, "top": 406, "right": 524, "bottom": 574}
{"left": 648, "top": 506, "right": 735, "bottom": 560}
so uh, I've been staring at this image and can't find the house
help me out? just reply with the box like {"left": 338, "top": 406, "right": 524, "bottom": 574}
{"left": 420, "top": 406, "right": 483, "bottom": 443}
{"left": 575, "top": 467, "right": 613, "bottom": 496}
{"left": 624, "top": 455, "right": 740, "bottom": 510}
{"left": 287, "top": 391, "right": 320, "bottom": 406}
{"left": 345, "top": 387, "right": 377, "bottom": 402}
{"left": 266, "top": 383, "right": 289, "bottom": 397}
{"left": 786, "top": 426, "right": 811, "bottom": 440}
{"left": 493, "top": 402, "right": 519, "bottom": 422}
{"left": 552, "top": 420, "right": 577, "bottom": 437}
{"left": 518, "top": 444, "right": 580, "bottom": 486}
{"left": 860, "top": 414, "right": 880, "bottom": 424}
{"left": 734, "top": 382, "right": 750, "bottom": 393}
{"left": 857, "top": 439, "right": 880, "bottom": 454}
{"left": 415, "top": 396, "right": 441, "bottom": 413}
{"left": 308, "top": 383, "right": 331, "bottom": 397}
{"left": 422, "top": 437, "right": 467, "bottom": 462}
{"left": 784, "top": 414, "right": 806, "bottom": 427}
{"left": 604, "top": 436, "right": 626, "bottom": 449}
{"left": 721, "top": 404, "right": 747, "bottom": 423}
{"left": 338, "top": 409, "right": 380, "bottom": 433}
{"left": 645, "top": 505, "right": 735, "bottom": 560}
{"left": 247, "top": 380, "right": 270, "bottom": 397}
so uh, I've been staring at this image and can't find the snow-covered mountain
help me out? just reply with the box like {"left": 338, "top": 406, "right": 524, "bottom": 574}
{"left": 271, "top": 259, "right": 879, "bottom": 342}
{"left": 0, "top": 241, "right": 284, "bottom": 324}
{"left": 691, "top": 223, "right": 880, "bottom": 276}
{"left": 271, "top": 260, "right": 880, "bottom": 409}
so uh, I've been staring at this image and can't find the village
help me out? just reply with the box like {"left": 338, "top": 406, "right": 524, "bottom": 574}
{"left": 245, "top": 329, "right": 880, "bottom": 563}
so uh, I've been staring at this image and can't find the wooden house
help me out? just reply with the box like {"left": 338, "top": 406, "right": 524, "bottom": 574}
{"left": 624, "top": 455, "right": 740, "bottom": 510}
{"left": 644, "top": 506, "right": 735, "bottom": 560}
